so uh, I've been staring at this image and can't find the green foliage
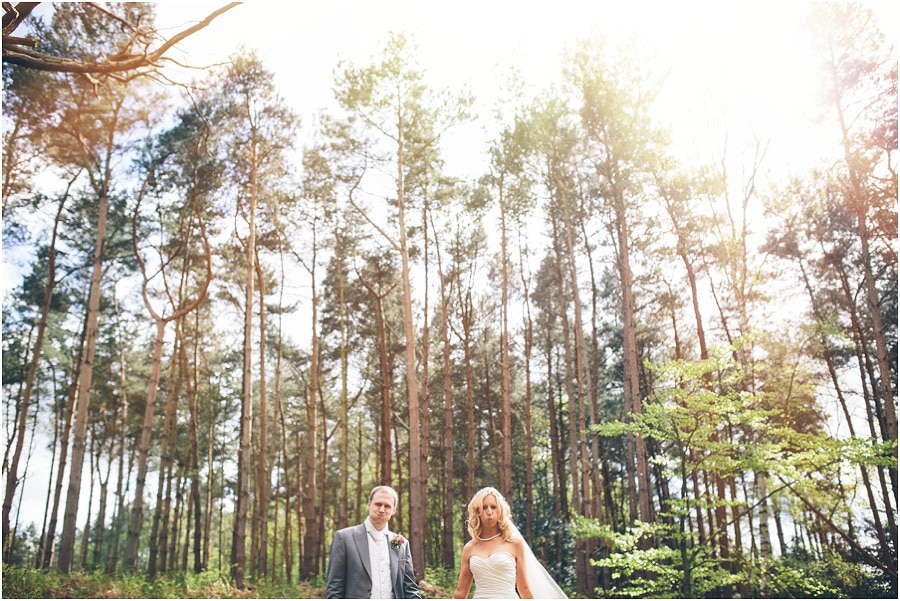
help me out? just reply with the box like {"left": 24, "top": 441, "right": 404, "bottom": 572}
{"left": 572, "top": 517, "right": 740, "bottom": 598}
{"left": 423, "top": 565, "right": 461, "bottom": 597}
{"left": 766, "top": 551, "right": 895, "bottom": 599}
{"left": 0, "top": 565, "right": 327, "bottom": 598}
{"left": 582, "top": 344, "right": 899, "bottom": 597}
{"left": 768, "top": 559, "right": 841, "bottom": 598}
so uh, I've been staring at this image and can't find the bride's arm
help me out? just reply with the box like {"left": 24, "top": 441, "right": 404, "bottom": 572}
{"left": 514, "top": 538, "right": 534, "bottom": 599}
{"left": 453, "top": 543, "right": 475, "bottom": 598}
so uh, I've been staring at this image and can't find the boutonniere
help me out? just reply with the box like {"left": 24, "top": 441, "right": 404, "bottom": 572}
{"left": 390, "top": 533, "right": 406, "bottom": 548}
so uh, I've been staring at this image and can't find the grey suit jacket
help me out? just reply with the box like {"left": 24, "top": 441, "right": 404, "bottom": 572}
{"left": 325, "top": 523, "right": 421, "bottom": 599}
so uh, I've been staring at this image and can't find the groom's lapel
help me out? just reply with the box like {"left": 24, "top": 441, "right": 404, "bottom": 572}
{"left": 353, "top": 525, "right": 372, "bottom": 579}
{"left": 386, "top": 529, "right": 400, "bottom": 584}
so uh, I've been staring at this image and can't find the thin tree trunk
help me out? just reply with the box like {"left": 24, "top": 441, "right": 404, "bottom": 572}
{"left": 802, "top": 255, "right": 894, "bottom": 562}
{"left": 58, "top": 178, "right": 110, "bottom": 574}
{"left": 756, "top": 471, "right": 772, "bottom": 597}
{"left": 612, "top": 189, "right": 653, "bottom": 526}
{"left": 317, "top": 387, "right": 331, "bottom": 577}
{"left": 551, "top": 211, "right": 588, "bottom": 596}
{"left": 254, "top": 254, "right": 270, "bottom": 580}
{"left": 335, "top": 228, "right": 350, "bottom": 530}
{"left": 231, "top": 140, "right": 259, "bottom": 588}
{"left": 309, "top": 224, "right": 324, "bottom": 579}
{"left": 277, "top": 402, "right": 293, "bottom": 583}
{"left": 92, "top": 417, "right": 114, "bottom": 570}
{"left": 275, "top": 240, "right": 293, "bottom": 582}
{"left": 149, "top": 336, "right": 183, "bottom": 577}
{"left": 3, "top": 180, "right": 71, "bottom": 555}
{"left": 518, "top": 241, "right": 535, "bottom": 543}
{"left": 431, "top": 214, "right": 455, "bottom": 570}
{"left": 123, "top": 158, "right": 212, "bottom": 573}
{"left": 106, "top": 290, "right": 130, "bottom": 574}
{"left": 396, "top": 141, "right": 426, "bottom": 582}
{"left": 831, "top": 77, "right": 898, "bottom": 469}
{"left": 123, "top": 317, "right": 166, "bottom": 572}
{"left": 203, "top": 406, "right": 215, "bottom": 572}
{"left": 183, "top": 326, "right": 204, "bottom": 575}
{"left": 78, "top": 436, "right": 96, "bottom": 570}
{"left": 366, "top": 281, "right": 393, "bottom": 484}
{"left": 498, "top": 185, "right": 513, "bottom": 499}
{"left": 418, "top": 202, "right": 431, "bottom": 564}
{"left": 300, "top": 384, "right": 317, "bottom": 579}
{"left": 35, "top": 370, "right": 61, "bottom": 569}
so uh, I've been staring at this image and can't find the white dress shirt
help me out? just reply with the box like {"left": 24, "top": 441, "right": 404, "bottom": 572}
{"left": 364, "top": 518, "right": 395, "bottom": 599}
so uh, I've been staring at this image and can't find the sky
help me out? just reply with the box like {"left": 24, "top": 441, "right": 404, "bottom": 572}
{"left": 6, "top": 0, "right": 898, "bottom": 533}
{"left": 152, "top": 0, "right": 897, "bottom": 179}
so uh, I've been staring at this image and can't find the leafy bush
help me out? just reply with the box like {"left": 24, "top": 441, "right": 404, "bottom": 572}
{"left": 573, "top": 518, "right": 742, "bottom": 598}
{"left": 422, "top": 565, "right": 460, "bottom": 597}
{"left": 769, "top": 551, "right": 895, "bottom": 599}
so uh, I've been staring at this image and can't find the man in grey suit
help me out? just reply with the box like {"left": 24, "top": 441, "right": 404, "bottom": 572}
{"left": 325, "top": 485, "right": 421, "bottom": 599}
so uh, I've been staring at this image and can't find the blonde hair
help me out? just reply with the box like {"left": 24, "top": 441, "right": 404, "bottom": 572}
{"left": 466, "top": 487, "right": 513, "bottom": 542}
{"left": 368, "top": 485, "right": 399, "bottom": 508}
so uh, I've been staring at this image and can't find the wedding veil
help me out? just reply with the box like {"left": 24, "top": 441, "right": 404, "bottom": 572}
{"left": 508, "top": 521, "right": 568, "bottom": 599}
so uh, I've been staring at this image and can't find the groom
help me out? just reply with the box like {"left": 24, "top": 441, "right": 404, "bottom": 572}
{"left": 325, "top": 485, "right": 421, "bottom": 599}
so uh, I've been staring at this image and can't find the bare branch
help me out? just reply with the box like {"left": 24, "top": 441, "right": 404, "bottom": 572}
{"left": 2, "top": 2, "right": 240, "bottom": 74}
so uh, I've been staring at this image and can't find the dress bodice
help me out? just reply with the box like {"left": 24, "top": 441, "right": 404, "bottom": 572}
{"left": 470, "top": 551, "right": 518, "bottom": 598}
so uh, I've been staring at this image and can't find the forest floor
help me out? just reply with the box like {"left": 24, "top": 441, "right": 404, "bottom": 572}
{"left": 1, "top": 565, "right": 458, "bottom": 598}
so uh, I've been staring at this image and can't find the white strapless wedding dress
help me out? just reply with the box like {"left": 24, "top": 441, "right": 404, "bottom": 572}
{"left": 470, "top": 551, "right": 519, "bottom": 598}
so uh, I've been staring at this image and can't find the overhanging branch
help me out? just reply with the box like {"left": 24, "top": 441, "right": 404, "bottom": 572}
{"left": 2, "top": 2, "right": 240, "bottom": 74}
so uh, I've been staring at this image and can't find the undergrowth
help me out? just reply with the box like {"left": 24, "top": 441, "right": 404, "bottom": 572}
{"left": 0, "top": 565, "right": 327, "bottom": 598}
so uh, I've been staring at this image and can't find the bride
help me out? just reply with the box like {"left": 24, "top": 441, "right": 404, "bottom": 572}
{"left": 453, "top": 487, "right": 567, "bottom": 599}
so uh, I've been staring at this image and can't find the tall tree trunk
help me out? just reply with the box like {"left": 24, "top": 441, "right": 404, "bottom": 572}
{"left": 432, "top": 216, "right": 455, "bottom": 570}
{"left": 831, "top": 71, "right": 898, "bottom": 469}
{"left": 295, "top": 430, "right": 305, "bottom": 576}
{"left": 3, "top": 181, "right": 70, "bottom": 556}
{"left": 545, "top": 326, "right": 567, "bottom": 520}
{"left": 254, "top": 256, "right": 270, "bottom": 580}
{"left": 277, "top": 389, "right": 293, "bottom": 583}
{"left": 756, "top": 471, "right": 772, "bottom": 597}
{"left": 182, "top": 323, "right": 204, "bottom": 575}
{"left": 231, "top": 140, "right": 260, "bottom": 588}
{"left": 204, "top": 418, "right": 215, "bottom": 572}
{"left": 35, "top": 376, "right": 61, "bottom": 569}
{"left": 168, "top": 461, "right": 185, "bottom": 572}
{"left": 58, "top": 178, "right": 110, "bottom": 574}
{"left": 149, "top": 337, "right": 183, "bottom": 577}
{"left": 335, "top": 228, "right": 350, "bottom": 530}
{"left": 317, "top": 387, "right": 330, "bottom": 576}
{"left": 518, "top": 239, "right": 535, "bottom": 542}
{"left": 123, "top": 319, "right": 166, "bottom": 572}
{"left": 396, "top": 142, "right": 426, "bottom": 582}
{"left": 551, "top": 206, "right": 588, "bottom": 596}
{"left": 309, "top": 223, "right": 324, "bottom": 578}
{"left": 802, "top": 255, "right": 894, "bottom": 563}
{"left": 460, "top": 292, "right": 476, "bottom": 539}
{"left": 300, "top": 384, "right": 318, "bottom": 579}
{"left": 498, "top": 185, "right": 513, "bottom": 499}
{"left": 91, "top": 419, "right": 114, "bottom": 570}
{"left": 123, "top": 156, "right": 212, "bottom": 573}
{"left": 562, "top": 185, "right": 600, "bottom": 595}
{"left": 612, "top": 186, "right": 653, "bottom": 526}
{"left": 275, "top": 241, "right": 293, "bottom": 581}
{"left": 105, "top": 290, "right": 130, "bottom": 574}
{"left": 420, "top": 204, "right": 431, "bottom": 566}
{"left": 360, "top": 276, "right": 395, "bottom": 484}
{"left": 78, "top": 438, "right": 96, "bottom": 570}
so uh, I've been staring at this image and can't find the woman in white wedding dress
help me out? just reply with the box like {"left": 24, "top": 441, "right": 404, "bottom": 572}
{"left": 452, "top": 487, "right": 567, "bottom": 599}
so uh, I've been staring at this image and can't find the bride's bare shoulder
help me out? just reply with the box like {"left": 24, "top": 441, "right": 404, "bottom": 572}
{"left": 509, "top": 535, "right": 527, "bottom": 552}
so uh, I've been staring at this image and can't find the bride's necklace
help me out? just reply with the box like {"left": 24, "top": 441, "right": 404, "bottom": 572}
{"left": 477, "top": 531, "right": 502, "bottom": 541}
